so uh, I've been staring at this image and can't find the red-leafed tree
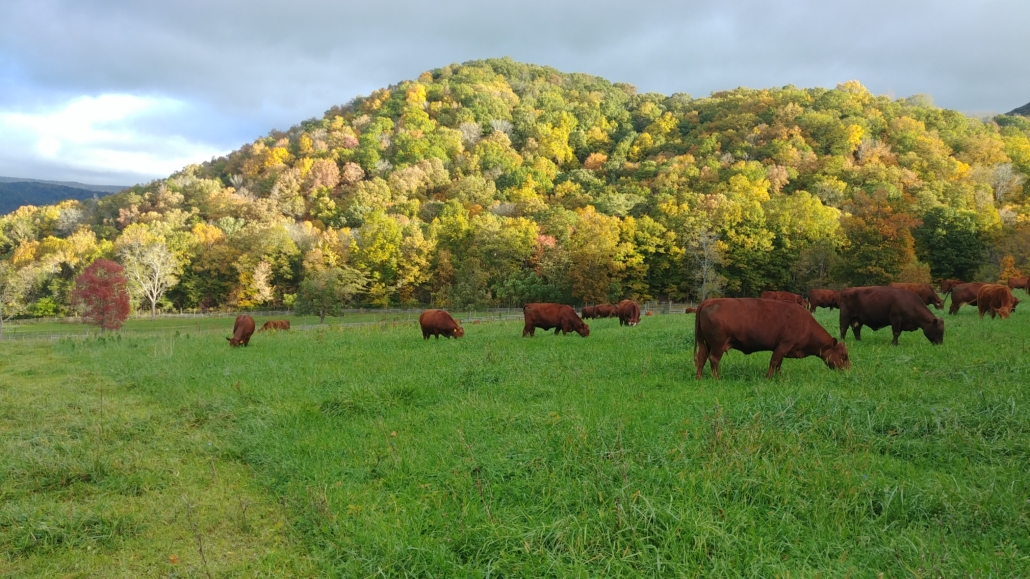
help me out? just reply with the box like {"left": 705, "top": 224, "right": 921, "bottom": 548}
{"left": 72, "top": 259, "right": 131, "bottom": 333}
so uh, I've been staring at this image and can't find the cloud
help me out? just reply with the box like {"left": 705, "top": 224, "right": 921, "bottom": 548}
{"left": 0, "top": 94, "right": 228, "bottom": 185}
{"left": 0, "top": 0, "right": 1028, "bottom": 183}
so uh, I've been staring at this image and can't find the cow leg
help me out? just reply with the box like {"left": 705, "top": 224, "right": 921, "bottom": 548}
{"left": 766, "top": 345, "right": 791, "bottom": 378}
{"left": 891, "top": 323, "right": 901, "bottom": 346}
{"left": 522, "top": 325, "right": 532, "bottom": 337}
{"left": 694, "top": 340, "right": 709, "bottom": 380}
{"left": 709, "top": 351, "right": 723, "bottom": 380}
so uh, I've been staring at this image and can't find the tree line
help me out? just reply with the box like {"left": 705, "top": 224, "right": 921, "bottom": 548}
{"left": 2, "top": 57, "right": 1030, "bottom": 326}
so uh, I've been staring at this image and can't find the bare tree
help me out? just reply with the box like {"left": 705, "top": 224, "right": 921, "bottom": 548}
{"left": 991, "top": 163, "right": 1026, "bottom": 202}
{"left": 691, "top": 230, "right": 725, "bottom": 302}
{"left": 458, "top": 121, "right": 482, "bottom": 146}
{"left": 489, "top": 119, "right": 514, "bottom": 137}
{"left": 119, "top": 240, "right": 181, "bottom": 319}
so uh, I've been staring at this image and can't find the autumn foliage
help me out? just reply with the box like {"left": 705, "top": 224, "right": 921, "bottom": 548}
{"left": 72, "top": 259, "right": 131, "bottom": 332}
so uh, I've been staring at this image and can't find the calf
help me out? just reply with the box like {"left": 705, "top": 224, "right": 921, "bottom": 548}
{"left": 807, "top": 289, "right": 840, "bottom": 312}
{"left": 419, "top": 309, "right": 465, "bottom": 339}
{"left": 227, "top": 315, "right": 256, "bottom": 347}
{"left": 523, "top": 303, "right": 589, "bottom": 337}
{"left": 694, "top": 298, "right": 849, "bottom": 379}
{"left": 840, "top": 286, "right": 944, "bottom": 345}
{"left": 977, "top": 284, "right": 1019, "bottom": 319}
{"left": 889, "top": 283, "right": 944, "bottom": 310}
{"left": 258, "top": 320, "right": 290, "bottom": 332}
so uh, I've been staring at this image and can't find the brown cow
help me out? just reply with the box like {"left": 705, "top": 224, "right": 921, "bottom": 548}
{"left": 596, "top": 304, "right": 619, "bottom": 318}
{"left": 948, "top": 282, "right": 987, "bottom": 315}
{"left": 839, "top": 287, "right": 944, "bottom": 345}
{"left": 258, "top": 320, "right": 290, "bottom": 332}
{"left": 1006, "top": 277, "right": 1029, "bottom": 292}
{"left": 889, "top": 283, "right": 944, "bottom": 310}
{"left": 419, "top": 309, "right": 465, "bottom": 339}
{"left": 617, "top": 299, "right": 641, "bottom": 326}
{"left": 684, "top": 307, "right": 697, "bottom": 314}
{"left": 978, "top": 284, "right": 1019, "bottom": 319}
{"left": 645, "top": 311, "right": 654, "bottom": 317}
{"left": 760, "top": 291, "right": 809, "bottom": 310}
{"left": 807, "top": 289, "right": 840, "bottom": 312}
{"left": 581, "top": 305, "right": 598, "bottom": 319}
{"left": 940, "top": 279, "right": 965, "bottom": 295}
{"left": 227, "top": 315, "right": 256, "bottom": 347}
{"left": 523, "top": 303, "right": 589, "bottom": 337}
{"left": 694, "top": 298, "right": 849, "bottom": 379}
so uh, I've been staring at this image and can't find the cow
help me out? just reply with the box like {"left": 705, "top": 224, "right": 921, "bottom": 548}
{"left": 948, "top": 282, "right": 987, "bottom": 315}
{"left": 523, "top": 303, "right": 590, "bottom": 337}
{"left": 258, "top": 320, "right": 290, "bottom": 332}
{"left": 419, "top": 309, "right": 464, "bottom": 339}
{"left": 694, "top": 298, "right": 849, "bottom": 379}
{"left": 617, "top": 299, "right": 641, "bottom": 326}
{"left": 227, "top": 315, "right": 256, "bottom": 347}
{"left": 760, "top": 291, "right": 810, "bottom": 310}
{"left": 940, "top": 279, "right": 965, "bottom": 295}
{"left": 977, "top": 284, "right": 1019, "bottom": 319}
{"left": 645, "top": 311, "right": 654, "bottom": 317}
{"left": 1007, "top": 277, "right": 1029, "bottom": 292}
{"left": 581, "top": 305, "right": 599, "bottom": 319}
{"left": 807, "top": 289, "right": 841, "bottom": 312}
{"left": 597, "top": 304, "right": 619, "bottom": 318}
{"left": 888, "top": 283, "right": 944, "bottom": 310}
{"left": 685, "top": 307, "right": 697, "bottom": 314}
{"left": 839, "top": 286, "right": 944, "bottom": 345}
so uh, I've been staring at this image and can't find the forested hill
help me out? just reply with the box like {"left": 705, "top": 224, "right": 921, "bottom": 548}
{"left": 3, "top": 57, "right": 1030, "bottom": 316}
{"left": 0, "top": 180, "right": 114, "bottom": 215}
{"left": 1010, "top": 102, "right": 1030, "bottom": 117}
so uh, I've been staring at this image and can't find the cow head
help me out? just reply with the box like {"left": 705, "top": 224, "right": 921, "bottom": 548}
{"left": 576, "top": 323, "right": 590, "bottom": 337}
{"left": 226, "top": 336, "right": 242, "bottom": 347}
{"left": 453, "top": 325, "right": 466, "bottom": 338}
{"left": 931, "top": 295, "right": 944, "bottom": 310}
{"left": 923, "top": 317, "right": 945, "bottom": 344}
{"left": 819, "top": 338, "right": 850, "bottom": 370}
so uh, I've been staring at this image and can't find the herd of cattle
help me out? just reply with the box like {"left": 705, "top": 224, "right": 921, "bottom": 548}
{"left": 224, "top": 279, "right": 1024, "bottom": 379}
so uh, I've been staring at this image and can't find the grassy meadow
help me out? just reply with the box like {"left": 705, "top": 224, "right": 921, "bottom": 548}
{"left": 2, "top": 303, "right": 1030, "bottom": 577}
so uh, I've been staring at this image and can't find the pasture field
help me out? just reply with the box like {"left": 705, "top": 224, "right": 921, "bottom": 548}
{"left": 2, "top": 305, "right": 1030, "bottom": 577}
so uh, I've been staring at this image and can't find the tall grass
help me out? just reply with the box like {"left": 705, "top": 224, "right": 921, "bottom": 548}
{"left": 5, "top": 307, "right": 1030, "bottom": 576}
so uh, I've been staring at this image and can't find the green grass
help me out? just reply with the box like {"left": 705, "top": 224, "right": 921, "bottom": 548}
{"left": 3, "top": 307, "right": 1030, "bottom": 576}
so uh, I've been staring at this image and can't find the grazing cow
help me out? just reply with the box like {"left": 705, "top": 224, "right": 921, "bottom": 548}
{"left": 694, "top": 298, "right": 849, "bottom": 379}
{"left": 596, "top": 304, "right": 619, "bottom": 318}
{"left": 523, "top": 303, "right": 589, "bottom": 337}
{"left": 948, "top": 282, "right": 987, "bottom": 315}
{"left": 760, "top": 291, "right": 810, "bottom": 310}
{"left": 581, "top": 305, "right": 598, "bottom": 319}
{"left": 617, "top": 299, "right": 641, "bottom": 326}
{"left": 645, "top": 311, "right": 654, "bottom": 317}
{"left": 258, "top": 320, "right": 290, "bottom": 332}
{"left": 419, "top": 309, "right": 464, "bottom": 339}
{"left": 977, "top": 284, "right": 1019, "bottom": 319}
{"left": 940, "top": 279, "right": 965, "bottom": 295}
{"left": 807, "top": 289, "right": 841, "bottom": 312}
{"left": 888, "top": 283, "right": 944, "bottom": 310}
{"left": 839, "top": 287, "right": 944, "bottom": 345}
{"left": 1007, "top": 277, "right": 1029, "bottom": 292}
{"left": 685, "top": 307, "right": 697, "bottom": 314}
{"left": 227, "top": 315, "right": 256, "bottom": 347}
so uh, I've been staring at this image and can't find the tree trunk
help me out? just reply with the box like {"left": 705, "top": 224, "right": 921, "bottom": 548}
{"left": 319, "top": 311, "right": 326, "bottom": 324}
{"left": 0, "top": 315, "right": 4, "bottom": 338}
{"left": 151, "top": 298, "right": 157, "bottom": 320}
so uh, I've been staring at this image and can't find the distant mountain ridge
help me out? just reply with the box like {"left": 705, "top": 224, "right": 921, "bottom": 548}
{"left": 1009, "top": 101, "right": 1030, "bottom": 116}
{"left": 0, "top": 177, "right": 128, "bottom": 214}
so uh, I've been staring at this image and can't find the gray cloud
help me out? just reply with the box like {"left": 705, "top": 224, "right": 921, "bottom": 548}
{"left": 1, "top": 0, "right": 1028, "bottom": 183}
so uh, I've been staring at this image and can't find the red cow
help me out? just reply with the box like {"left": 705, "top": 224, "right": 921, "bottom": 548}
{"left": 977, "top": 284, "right": 1019, "bottom": 319}
{"left": 581, "top": 305, "right": 598, "bottom": 319}
{"left": 258, "top": 320, "right": 290, "bottom": 331}
{"left": 940, "top": 279, "right": 965, "bottom": 295}
{"left": 889, "top": 283, "right": 944, "bottom": 310}
{"left": 645, "top": 311, "right": 654, "bottom": 317}
{"left": 596, "top": 304, "right": 619, "bottom": 318}
{"left": 760, "top": 291, "right": 810, "bottom": 310}
{"left": 839, "top": 287, "right": 944, "bottom": 345}
{"left": 617, "top": 299, "right": 641, "bottom": 326}
{"left": 523, "top": 303, "right": 589, "bottom": 337}
{"left": 807, "top": 289, "right": 840, "bottom": 312}
{"left": 684, "top": 307, "right": 697, "bottom": 314}
{"left": 419, "top": 309, "right": 465, "bottom": 339}
{"left": 1006, "top": 277, "right": 1029, "bottom": 292}
{"left": 948, "top": 282, "right": 987, "bottom": 315}
{"left": 227, "top": 315, "right": 256, "bottom": 347}
{"left": 694, "top": 298, "right": 849, "bottom": 379}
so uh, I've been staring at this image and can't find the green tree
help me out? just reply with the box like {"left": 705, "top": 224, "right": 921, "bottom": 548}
{"left": 913, "top": 206, "right": 985, "bottom": 281}
{"left": 294, "top": 266, "right": 368, "bottom": 323}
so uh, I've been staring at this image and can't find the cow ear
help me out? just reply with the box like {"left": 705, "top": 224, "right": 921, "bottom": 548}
{"left": 831, "top": 338, "right": 838, "bottom": 347}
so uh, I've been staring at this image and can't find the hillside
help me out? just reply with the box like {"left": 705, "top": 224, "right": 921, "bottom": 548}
{"left": 1010, "top": 101, "right": 1030, "bottom": 117}
{"left": 2, "top": 57, "right": 1030, "bottom": 317}
{"left": 0, "top": 178, "right": 125, "bottom": 214}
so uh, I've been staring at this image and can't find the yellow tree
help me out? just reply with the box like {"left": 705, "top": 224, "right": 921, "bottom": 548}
{"left": 568, "top": 206, "right": 622, "bottom": 303}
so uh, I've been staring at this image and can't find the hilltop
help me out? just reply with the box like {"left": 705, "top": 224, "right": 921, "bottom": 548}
{"left": 1009, "top": 101, "right": 1030, "bottom": 117}
{"left": 0, "top": 177, "right": 126, "bottom": 214}
{"left": 2, "top": 57, "right": 1030, "bottom": 317}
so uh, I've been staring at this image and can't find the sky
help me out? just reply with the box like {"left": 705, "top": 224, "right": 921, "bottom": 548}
{"left": 0, "top": 0, "right": 1027, "bottom": 186}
